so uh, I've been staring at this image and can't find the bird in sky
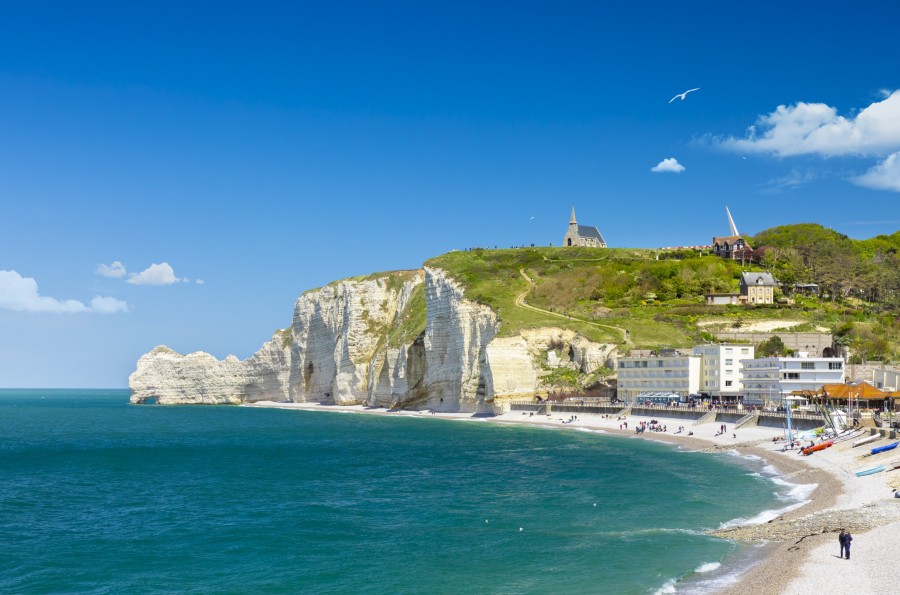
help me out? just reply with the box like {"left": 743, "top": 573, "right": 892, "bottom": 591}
{"left": 669, "top": 88, "right": 700, "bottom": 103}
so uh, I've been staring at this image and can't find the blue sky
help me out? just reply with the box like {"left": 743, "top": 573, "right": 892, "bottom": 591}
{"left": 2, "top": 1, "right": 899, "bottom": 387}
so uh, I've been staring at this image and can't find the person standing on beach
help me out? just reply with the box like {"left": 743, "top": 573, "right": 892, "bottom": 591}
{"left": 838, "top": 529, "right": 853, "bottom": 559}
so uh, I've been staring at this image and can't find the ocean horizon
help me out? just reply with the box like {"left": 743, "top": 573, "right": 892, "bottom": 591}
{"left": 0, "top": 389, "right": 804, "bottom": 594}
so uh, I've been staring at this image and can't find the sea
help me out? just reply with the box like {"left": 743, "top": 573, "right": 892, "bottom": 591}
{"left": 0, "top": 389, "right": 809, "bottom": 594}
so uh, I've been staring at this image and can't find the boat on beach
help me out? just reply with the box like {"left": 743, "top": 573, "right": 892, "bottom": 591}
{"left": 871, "top": 441, "right": 899, "bottom": 455}
{"left": 802, "top": 440, "right": 833, "bottom": 456}
{"left": 889, "top": 459, "right": 900, "bottom": 470}
{"left": 855, "top": 465, "right": 886, "bottom": 477}
{"left": 834, "top": 429, "right": 865, "bottom": 443}
{"left": 853, "top": 434, "right": 879, "bottom": 447}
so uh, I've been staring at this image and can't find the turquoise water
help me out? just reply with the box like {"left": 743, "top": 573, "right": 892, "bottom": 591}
{"left": 0, "top": 390, "right": 790, "bottom": 594}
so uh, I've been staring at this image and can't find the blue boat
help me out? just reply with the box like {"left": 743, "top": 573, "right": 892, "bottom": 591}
{"left": 870, "top": 441, "right": 899, "bottom": 455}
{"left": 855, "top": 465, "right": 886, "bottom": 477}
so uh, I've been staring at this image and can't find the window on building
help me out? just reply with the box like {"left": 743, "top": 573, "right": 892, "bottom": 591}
{"left": 829, "top": 362, "right": 842, "bottom": 370}
{"left": 725, "top": 359, "right": 733, "bottom": 365}
{"left": 725, "top": 380, "right": 733, "bottom": 387}
{"left": 741, "top": 348, "right": 749, "bottom": 354}
{"left": 784, "top": 372, "right": 800, "bottom": 379}
{"left": 801, "top": 362, "right": 815, "bottom": 370}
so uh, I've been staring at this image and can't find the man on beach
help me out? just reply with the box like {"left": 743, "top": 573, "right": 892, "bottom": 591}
{"left": 838, "top": 529, "right": 852, "bottom": 559}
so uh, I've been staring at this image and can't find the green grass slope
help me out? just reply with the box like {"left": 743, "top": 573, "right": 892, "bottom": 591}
{"left": 425, "top": 227, "right": 899, "bottom": 360}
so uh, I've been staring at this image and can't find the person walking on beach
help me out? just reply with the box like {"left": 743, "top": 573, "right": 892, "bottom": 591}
{"left": 838, "top": 529, "right": 852, "bottom": 559}
{"left": 841, "top": 530, "right": 852, "bottom": 559}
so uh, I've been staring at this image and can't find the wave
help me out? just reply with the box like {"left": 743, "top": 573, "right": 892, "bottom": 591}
{"left": 574, "top": 427, "right": 607, "bottom": 434}
{"left": 721, "top": 449, "right": 763, "bottom": 462}
{"left": 694, "top": 561, "right": 721, "bottom": 573}
{"left": 770, "top": 477, "right": 817, "bottom": 503}
{"left": 718, "top": 479, "right": 817, "bottom": 529}
{"left": 653, "top": 562, "right": 730, "bottom": 595}
{"left": 761, "top": 463, "right": 780, "bottom": 475}
{"left": 653, "top": 578, "right": 678, "bottom": 594}
{"left": 595, "top": 527, "right": 707, "bottom": 539}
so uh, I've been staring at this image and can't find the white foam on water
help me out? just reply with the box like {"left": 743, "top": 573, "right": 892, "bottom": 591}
{"left": 574, "top": 427, "right": 607, "bottom": 434}
{"left": 721, "top": 450, "right": 765, "bottom": 465}
{"left": 653, "top": 578, "right": 677, "bottom": 594}
{"left": 770, "top": 477, "right": 817, "bottom": 503}
{"left": 681, "top": 571, "right": 744, "bottom": 593}
{"left": 718, "top": 476, "right": 817, "bottom": 529}
{"left": 694, "top": 562, "right": 721, "bottom": 573}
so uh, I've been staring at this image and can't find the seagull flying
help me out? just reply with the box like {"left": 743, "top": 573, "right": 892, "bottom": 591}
{"left": 669, "top": 88, "right": 700, "bottom": 103}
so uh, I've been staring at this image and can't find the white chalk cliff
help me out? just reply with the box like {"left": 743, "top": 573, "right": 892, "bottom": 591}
{"left": 129, "top": 268, "right": 617, "bottom": 411}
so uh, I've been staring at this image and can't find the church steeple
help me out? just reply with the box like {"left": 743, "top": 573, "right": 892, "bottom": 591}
{"left": 562, "top": 206, "right": 606, "bottom": 248}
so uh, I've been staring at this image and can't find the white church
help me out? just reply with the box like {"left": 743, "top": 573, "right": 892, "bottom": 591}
{"left": 562, "top": 207, "right": 606, "bottom": 248}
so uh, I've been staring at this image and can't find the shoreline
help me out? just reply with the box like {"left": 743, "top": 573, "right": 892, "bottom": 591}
{"left": 244, "top": 401, "right": 900, "bottom": 593}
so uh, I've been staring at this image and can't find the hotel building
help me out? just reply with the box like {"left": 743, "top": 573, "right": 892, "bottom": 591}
{"left": 617, "top": 352, "right": 701, "bottom": 403}
{"left": 693, "top": 344, "right": 754, "bottom": 400}
{"left": 739, "top": 354, "right": 845, "bottom": 406}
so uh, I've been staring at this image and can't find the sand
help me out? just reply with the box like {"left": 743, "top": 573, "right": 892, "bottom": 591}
{"left": 244, "top": 401, "right": 900, "bottom": 594}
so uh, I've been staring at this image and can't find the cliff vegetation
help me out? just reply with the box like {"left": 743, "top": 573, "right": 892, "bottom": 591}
{"left": 427, "top": 224, "right": 900, "bottom": 361}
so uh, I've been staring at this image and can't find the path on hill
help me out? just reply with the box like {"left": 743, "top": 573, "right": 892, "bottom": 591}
{"left": 515, "top": 269, "right": 633, "bottom": 347}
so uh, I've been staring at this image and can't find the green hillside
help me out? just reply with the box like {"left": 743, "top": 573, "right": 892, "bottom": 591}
{"left": 423, "top": 225, "right": 900, "bottom": 361}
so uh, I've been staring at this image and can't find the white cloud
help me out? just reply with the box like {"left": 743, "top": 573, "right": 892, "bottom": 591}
{"left": 852, "top": 151, "right": 900, "bottom": 192}
{"left": 651, "top": 158, "right": 685, "bottom": 173}
{"left": 127, "top": 262, "right": 182, "bottom": 286}
{"left": 196, "top": 279, "right": 204, "bottom": 285}
{"left": 0, "top": 270, "right": 129, "bottom": 314}
{"left": 720, "top": 91, "right": 900, "bottom": 157}
{"left": 96, "top": 261, "right": 126, "bottom": 278}
{"left": 90, "top": 296, "right": 131, "bottom": 314}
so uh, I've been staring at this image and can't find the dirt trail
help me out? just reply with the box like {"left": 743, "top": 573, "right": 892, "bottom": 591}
{"left": 514, "top": 269, "right": 632, "bottom": 346}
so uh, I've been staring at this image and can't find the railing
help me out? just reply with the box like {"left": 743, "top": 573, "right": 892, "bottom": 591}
{"left": 758, "top": 410, "right": 824, "bottom": 422}
{"left": 734, "top": 410, "right": 759, "bottom": 429}
{"left": 693, "top": 410, "right": 717, "bottom": 426}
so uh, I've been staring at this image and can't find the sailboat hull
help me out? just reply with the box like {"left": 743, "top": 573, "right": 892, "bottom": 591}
{"left": 855, "top": 465, "right": 886, "bottom": 477}
{"left": 871, "top": 441, "right": 899, "bottom": 455}
{"left": 802, "top": 441, "right": 833, "bottom": 456}
{"left": 853, "top": 435, "right": 879, "bottom": 447}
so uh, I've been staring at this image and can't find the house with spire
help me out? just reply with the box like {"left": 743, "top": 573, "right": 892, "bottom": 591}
{"left": 712, "top": 207, "right": 754, "bottom": 261}
{"left": 562, "top": 208, "right": 606, "bottom": 248}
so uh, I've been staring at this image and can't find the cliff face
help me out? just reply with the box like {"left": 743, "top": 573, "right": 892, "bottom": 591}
{"left": 129, "top": 268, "right": 617, "bottom": 410}
{"left": 286, "top": 271, "right": 425, "bottom": 406}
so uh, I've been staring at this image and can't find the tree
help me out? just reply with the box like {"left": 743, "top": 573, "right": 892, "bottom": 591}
{"left": 757, "top": 336, "right": 789, "bottom": 357}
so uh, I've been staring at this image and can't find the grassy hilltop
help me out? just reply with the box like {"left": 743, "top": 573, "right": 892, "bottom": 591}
{"left": 424, "top": 224, "right": 900, "bottom": 362}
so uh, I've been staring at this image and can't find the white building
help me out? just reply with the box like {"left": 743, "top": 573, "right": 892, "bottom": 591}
{"left": 739, "top": 354, "right": 845, "bottom": 407}
{"left": 694, "top": 344, "right": 754, "bottom": 399}
{"left": 873, "top": 367, "right": 900, "bottom": 391}
{"left": 617, "top": 352, "right": 701, "bottom": 403}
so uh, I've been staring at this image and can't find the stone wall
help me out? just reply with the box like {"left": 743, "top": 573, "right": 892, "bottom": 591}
{"left": 712, "top": 332, "right": 833, "bottom": 356}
